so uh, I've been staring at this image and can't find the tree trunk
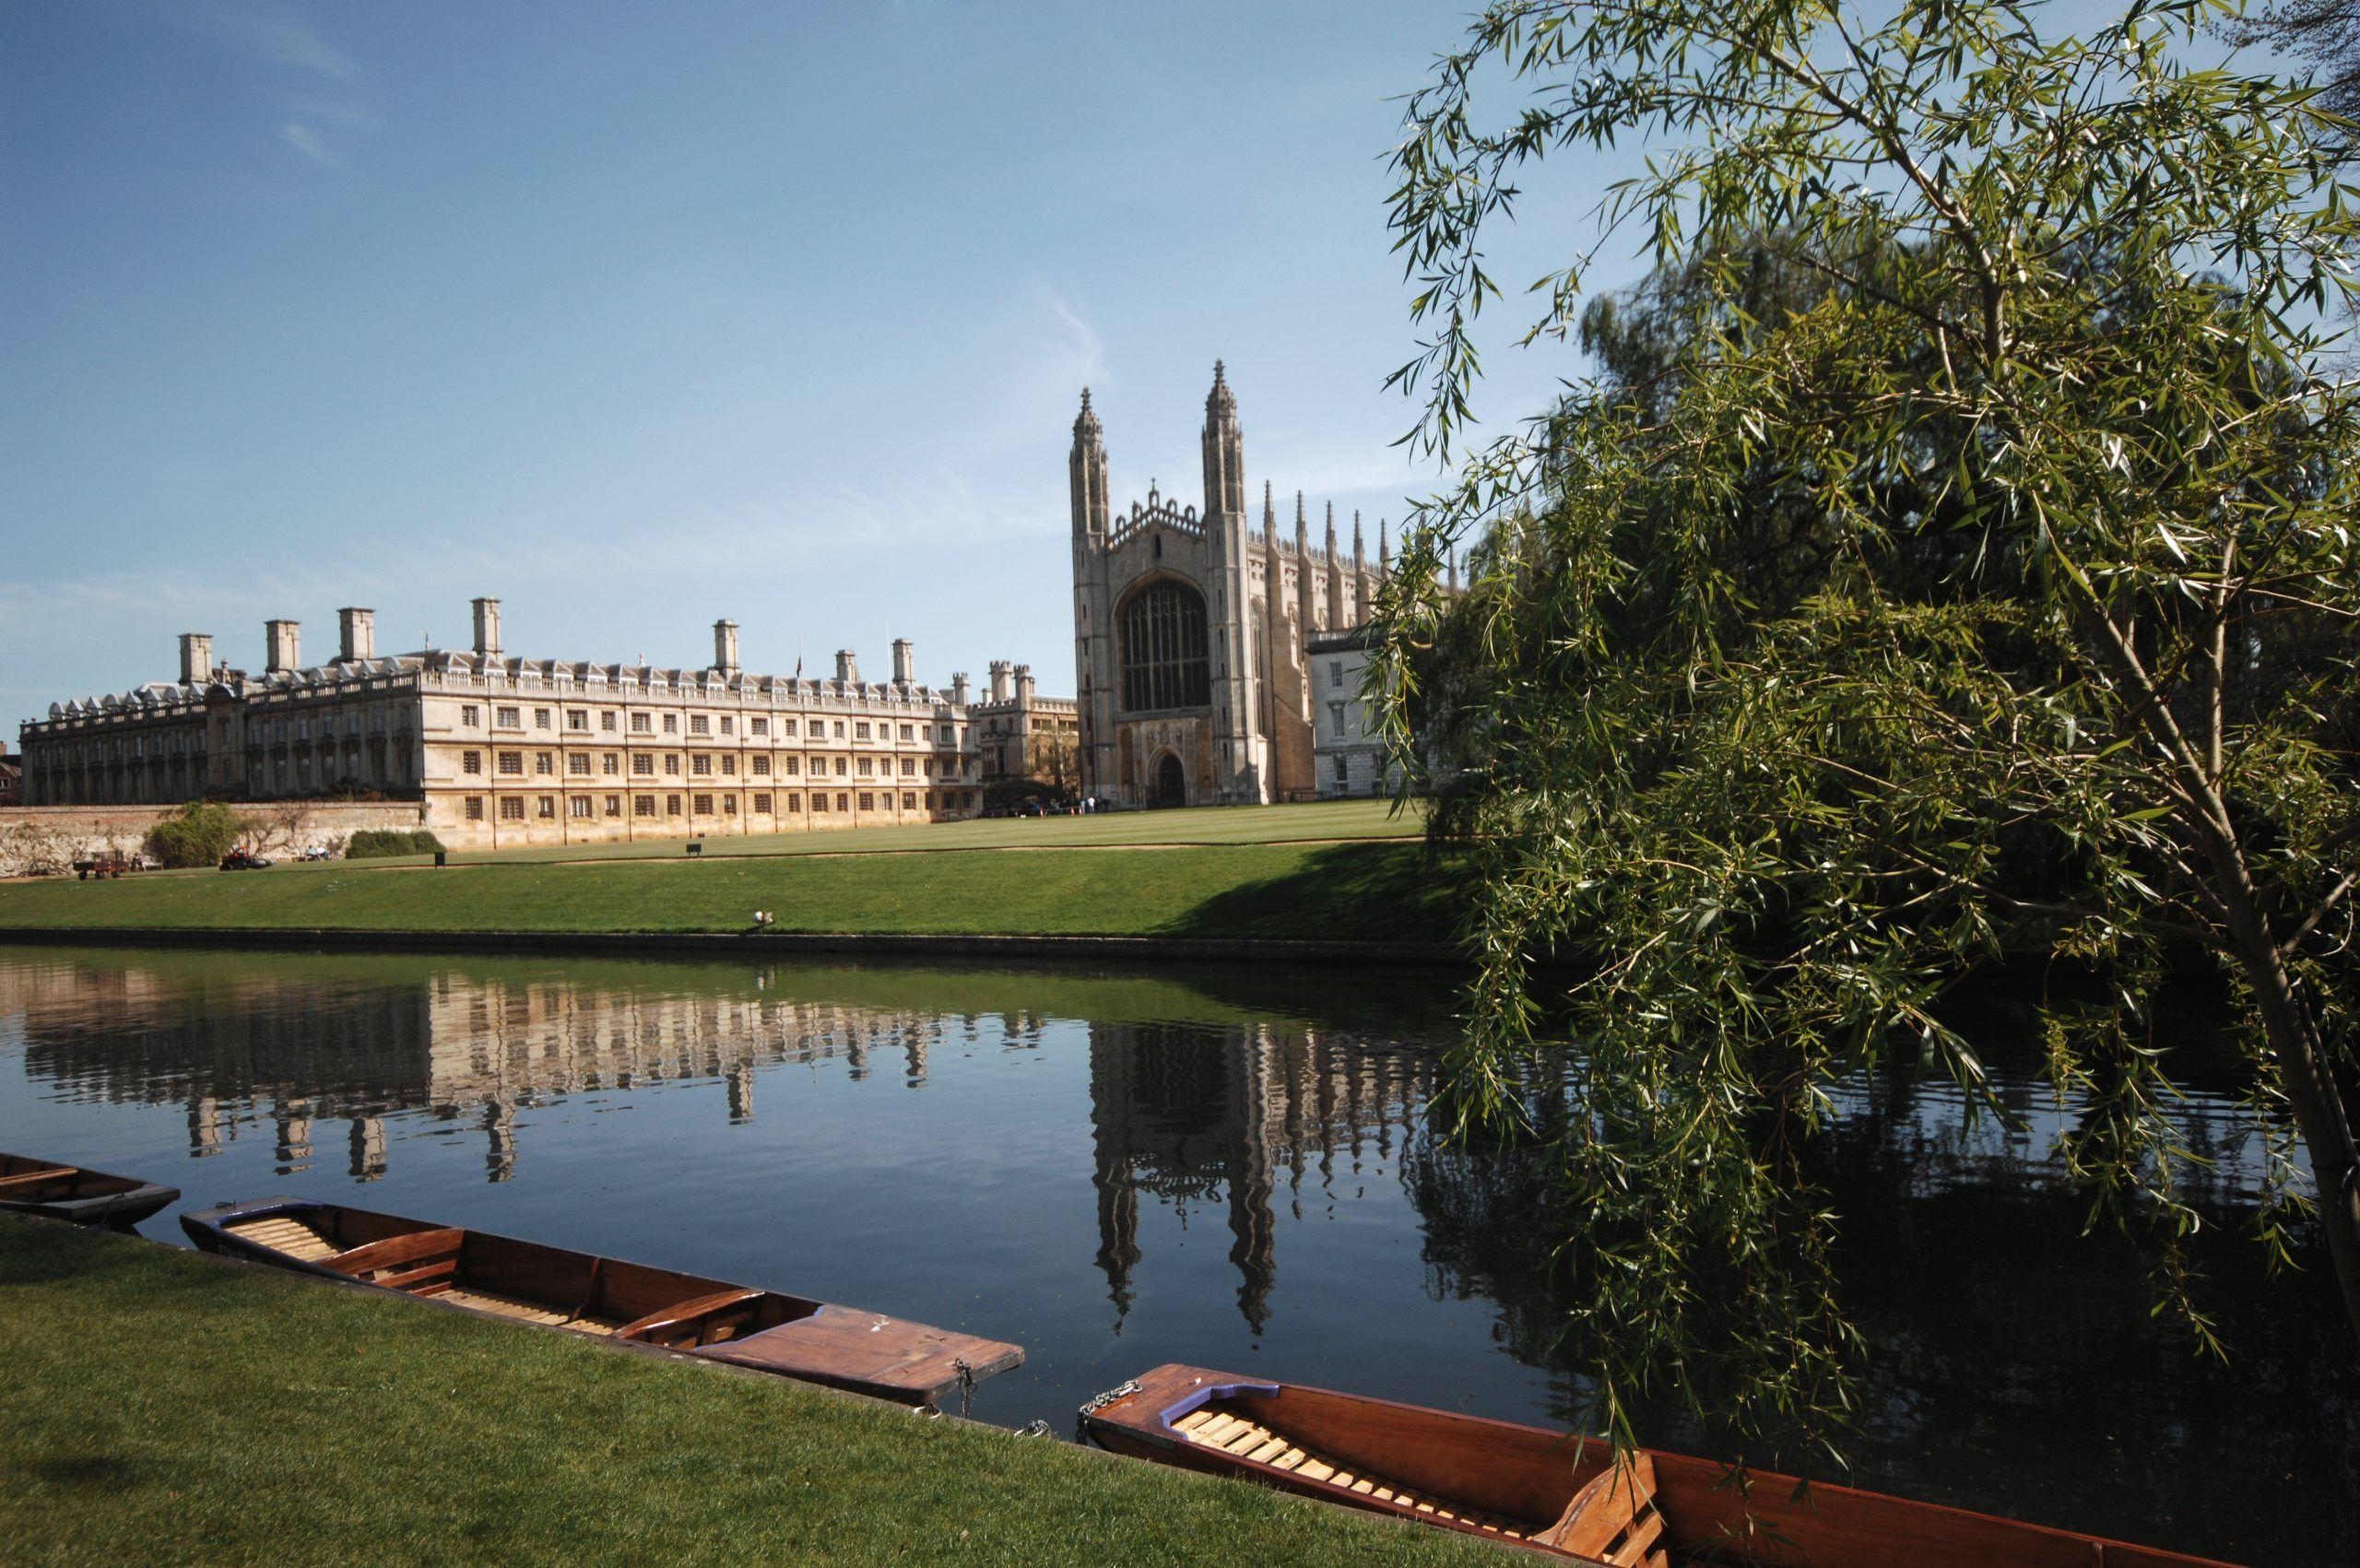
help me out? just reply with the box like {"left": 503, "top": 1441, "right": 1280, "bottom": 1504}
{"left": 2208, "top": 845, "right": 2360, "bottom": 1342}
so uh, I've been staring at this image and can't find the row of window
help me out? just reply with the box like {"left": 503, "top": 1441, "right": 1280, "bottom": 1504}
{"left": 459, "top": 750, "right": 941, "bottom": 780}
{"left": 458, "top": 791, "right": 930, "bottom": 822}
{"left": 457, "top": 704, "right": 949, "bottom": 744}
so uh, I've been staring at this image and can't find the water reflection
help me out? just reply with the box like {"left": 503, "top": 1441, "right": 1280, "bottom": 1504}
{"left": 1088, "top": 1021, "right": 1428, "bottom": 1333}
{"left": 0, "top": 946, "right": 2351, "bottom": 1564}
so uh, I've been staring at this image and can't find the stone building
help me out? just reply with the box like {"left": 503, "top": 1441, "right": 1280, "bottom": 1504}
{"left": 16, "top": 598, "right": 985, "bottom": 848}
{"left": 969, "top": 660, "right": 1081, "bottom": 802}
{"left": 1305, "top": 626, "right": 1398, "bottom": 798}
{"left": 1068, "top": 364, "right": 1398, "bottom": 806}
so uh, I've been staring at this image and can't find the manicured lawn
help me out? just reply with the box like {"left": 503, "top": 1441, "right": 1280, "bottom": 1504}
{"left": 442, "top": 798, "right": 1421, "bottom": 865}
{"left": 0, "top": 1218, "right": 1497, "bottom": 1567}
{"left": 0, "top": 840, "right": 1467, "bottom": 945}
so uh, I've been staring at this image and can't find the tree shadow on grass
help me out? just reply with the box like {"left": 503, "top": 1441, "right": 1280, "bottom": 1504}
{"left": 1159, "top": 842, "right": 1469, "bottom": 944}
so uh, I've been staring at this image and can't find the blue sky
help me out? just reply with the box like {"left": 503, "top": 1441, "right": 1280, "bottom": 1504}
{"left": 4, "top": 0, "right": 1624, "bottom": 731}
{"left": 1, "top": 2, "right": 2247, "bottom": 734}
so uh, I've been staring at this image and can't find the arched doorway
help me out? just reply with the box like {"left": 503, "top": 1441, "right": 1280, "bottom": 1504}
{"left": 1152, "top": 752, "right": 1186, "bottom": 808}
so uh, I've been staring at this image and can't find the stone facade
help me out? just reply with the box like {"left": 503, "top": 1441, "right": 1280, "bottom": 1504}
{"left": 17, "top": 602, "right": 988, "bottom": 849}
{"left": 1069, "top": 364, "right": 1395, "bottom": 806}
{"left": 1305, "top": 627, "right": 1398, "bottom": 799}
{"left": 970, "top": 660, "right": 1081, "bottom": 800}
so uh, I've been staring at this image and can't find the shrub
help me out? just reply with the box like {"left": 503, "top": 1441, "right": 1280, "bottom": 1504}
{"left": 144, "top": 802, "right": 252, "bottom": 868}
{"left": 345, "top": 829, "right": 445, "bottom": 860}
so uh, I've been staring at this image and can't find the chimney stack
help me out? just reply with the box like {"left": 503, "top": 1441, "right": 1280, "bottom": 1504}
{"left": 988, "top": 659, "right": 1013, "bottom": 702}
{"left": 265, "top": 619, "right": 301, "bottom": 674}
{"left": 891, "top": 638, "right": 914, "bottom": 686}
{"left": 471, "top": 596, "right": 502, "bottom": 660}
{"left": 951, "top": 671, "right": 971, "bottom": 705}
{"left": 834, "top": 649, "right": 860, "bottom": 685}
{"left": 714, "top": 619, "right": 740, "bottom": 676}
{"left": 338, "top": 607, "right": 375, "bottom": 664}
{"left": 179, "top": 633, "right": 214, "bottom": 686}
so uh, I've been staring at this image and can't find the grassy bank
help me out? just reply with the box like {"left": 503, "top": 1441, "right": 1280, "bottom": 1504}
{"left": 0, "top": 1218, "right": 1493, "bottom": 1566}
{"left": 443, "top": 798, "right": 1421, "bottom": 865}
{"left": 0, "top": 839, "right": 1465, "bottom": 945}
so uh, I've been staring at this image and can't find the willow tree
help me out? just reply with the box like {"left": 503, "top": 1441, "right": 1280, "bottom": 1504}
{"left": 1375, "top": 0, "right": 2360, "bottom": 1463}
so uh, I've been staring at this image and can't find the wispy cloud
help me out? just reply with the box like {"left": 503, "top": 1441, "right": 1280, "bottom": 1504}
{"left": 148, "top": 2, "right": 371, "bottom": 169}
{"left": 277, "top": 122, "right": 340, "bottom": 167}
{"left": 154, "top": 0, "right": 355, "bottom": 78}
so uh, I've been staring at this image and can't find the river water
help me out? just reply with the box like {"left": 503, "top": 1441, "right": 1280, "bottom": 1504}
{"left": 0, "top": 944, "right": 2350, "bottom": 1562}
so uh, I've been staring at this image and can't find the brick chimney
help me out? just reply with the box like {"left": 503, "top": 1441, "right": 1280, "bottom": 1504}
{"left": 265, "top": 619, "right": 301, "bottom": 674}
{"left": 338, "top": 607, "right": 375, "bottom": 663}
{"left": 471, "top": 596, "right": 502, "bottom": 660}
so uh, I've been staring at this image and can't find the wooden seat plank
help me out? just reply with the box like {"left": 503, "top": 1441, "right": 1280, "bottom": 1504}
{"left": 1173, "top": 1400, "right": 1559, "bottom": 1543}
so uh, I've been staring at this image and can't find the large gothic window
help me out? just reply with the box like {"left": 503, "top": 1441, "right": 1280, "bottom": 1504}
{"left": 1118, "top": 581, "right": 1210, "bottom": 713}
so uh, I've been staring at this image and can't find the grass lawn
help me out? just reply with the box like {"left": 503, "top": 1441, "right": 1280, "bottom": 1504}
{"left": 441, "top": 798, "right": 1422, "bottom": 865}
{"left": 0, "top": 839, "right": 1466, "bottom": 945}
{"left": 0, "top": 1218, "right": 1498, "bottom": 1567}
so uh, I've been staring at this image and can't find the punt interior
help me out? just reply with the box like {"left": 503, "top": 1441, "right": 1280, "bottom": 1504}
{"left": 225, "top": 1208, "right": 822, "bottom": 1350}
{"left": 0, "top": 1152, "right": 157, "bottom": 1206}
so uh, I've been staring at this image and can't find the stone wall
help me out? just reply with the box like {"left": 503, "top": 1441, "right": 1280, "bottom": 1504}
{"left": 0, "top": 801, "right": 425, "bottom": 878}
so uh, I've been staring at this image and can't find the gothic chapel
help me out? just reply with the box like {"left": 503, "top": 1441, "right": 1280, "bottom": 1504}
{"left": 1069, "top": 363, "right": 1390, "bottom": 806}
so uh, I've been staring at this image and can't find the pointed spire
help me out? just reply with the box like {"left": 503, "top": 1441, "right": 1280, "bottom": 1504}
{"left": 1263, "top": 478, "right": 1275, "bottom": 526}
{"left": 1447, "top": 548, "right": 1460, "bottom": 591}
{"left": 1205, "top": 358, "right": 1236, "bottom": 419}
{"left": 1324, "top": 501, "right": 1338, "bottom": 559}
{"left": 1352, "top": 510, "right": 1364, "bottom": 558}
{"left": 1073, "top": 386, "right": 1102, "bottom": 446}
{"left": 1380, "top": 518, "right": 1390, "bottom": 567}
{"left": 1294, "top": 489, "right": 1306, "bottom": 528}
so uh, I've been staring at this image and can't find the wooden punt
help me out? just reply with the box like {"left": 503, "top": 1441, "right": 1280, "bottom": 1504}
{"left": 0, "top": 1151, "right": 178, "bottom": 1228}
{"left": 1081, "top": 1364, "right": 2241, "bottom": 1566}
{"left": 182, "top": 1197, "right": 1022, "bottom": 1406}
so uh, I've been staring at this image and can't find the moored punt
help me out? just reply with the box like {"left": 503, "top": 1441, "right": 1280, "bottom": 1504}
{"left": 1080, "top": 1364, "right": 2240, "bottom": 1566}
{"left": 0, "top": 1151, "right": 178, "bottom": 1228}
{"left": 183, "top": 1197, "right": 1022, "bottom": 1406}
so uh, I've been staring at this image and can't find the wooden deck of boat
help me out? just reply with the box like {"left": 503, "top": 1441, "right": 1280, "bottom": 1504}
{"left": 1173, "top": 1403, "right": 1537, "bottom": 1542}
{"left": 226, "top": 1215, "right": 624, "bottom": 1333}
{"left": 228, "top": 1214, "right": 336, "bottom": 1262}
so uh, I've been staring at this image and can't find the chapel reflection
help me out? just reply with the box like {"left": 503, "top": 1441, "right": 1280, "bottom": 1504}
{"left": 1085, "top": 1019, "right": 1434, "bottom": 1333}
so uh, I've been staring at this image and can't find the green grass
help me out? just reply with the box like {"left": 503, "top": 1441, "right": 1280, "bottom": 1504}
{"left": 441, "top": 799, "right": 1419, "bottom": 865}
{"left": 0, "top": 840, "right": 1466, "bottom": 945}
{"left": 0, "top": 1218, "right": 1498, "bottom": 1567}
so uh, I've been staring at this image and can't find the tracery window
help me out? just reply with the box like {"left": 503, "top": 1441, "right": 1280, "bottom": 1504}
{"left": 1118, "top": 581, "right": 1210, "bottom": 713}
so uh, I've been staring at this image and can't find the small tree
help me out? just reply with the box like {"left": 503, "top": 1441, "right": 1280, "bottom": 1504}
{"left": 144, "top": 801, "right": 252, "bottom": 868}
{"left": 1378, "top": 0, "right": 2360, "bottom": 1465}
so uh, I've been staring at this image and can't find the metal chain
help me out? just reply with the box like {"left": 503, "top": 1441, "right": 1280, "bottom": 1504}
{"left": 1077, "top": 1378, "right": 1141, "bottom": 1418}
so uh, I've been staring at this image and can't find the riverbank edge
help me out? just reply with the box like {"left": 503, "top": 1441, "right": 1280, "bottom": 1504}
{"left": 0, "top": 1216, "right": 1498, "bottom": 1566}
{"left": 0, "top": 923, "right": 1470, "bottom": 970}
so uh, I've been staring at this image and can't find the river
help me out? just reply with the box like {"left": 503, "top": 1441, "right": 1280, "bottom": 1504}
{"left": 0, "top": 943, "right": 2349, "bottom": 1562}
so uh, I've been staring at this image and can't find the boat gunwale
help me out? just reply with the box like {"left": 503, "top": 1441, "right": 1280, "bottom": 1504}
{"left": 0, "top": 1150, "right": 180, "bottom": 1226}
{"left": 1081, "top": 1363, "right": 2248, "bottom": 1568}
{"left": 181, "top": 1197, "right": 1024, "bottom": 1406}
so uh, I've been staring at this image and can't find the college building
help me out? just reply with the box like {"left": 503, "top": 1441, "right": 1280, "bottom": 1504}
{"left": 18, "top": 357, "right": 1421, "bottom": 837}
{"left": 1068, "top": 364, "right": 1414, "bottom": 806}
{"left": 16, "top": 598, "right": 997, "bottom": 847}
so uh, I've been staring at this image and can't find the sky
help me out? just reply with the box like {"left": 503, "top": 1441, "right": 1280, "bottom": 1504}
{"left": 2, "top": 0, "right": 1627, "bottom": 732}
{"left": 0, "top": 2, "right": 2259, "bottom": 735}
